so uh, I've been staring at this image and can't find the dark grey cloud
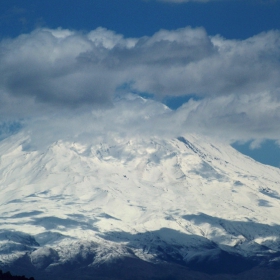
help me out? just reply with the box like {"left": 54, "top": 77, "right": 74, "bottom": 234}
{"left": 0, "top": 29, "right": 119, "bottom": 108}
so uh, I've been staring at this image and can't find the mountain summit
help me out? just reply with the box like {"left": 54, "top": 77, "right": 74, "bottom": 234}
{"left": 0, "top": 131, "right": 280, "bottom": 279}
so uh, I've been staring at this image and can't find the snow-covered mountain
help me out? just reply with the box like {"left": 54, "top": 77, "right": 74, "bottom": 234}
{"left": 1, "top": 131, "right": 280, "bottom": 279}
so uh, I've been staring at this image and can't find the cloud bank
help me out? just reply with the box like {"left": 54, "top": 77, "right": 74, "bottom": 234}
{"left": 0, "top": 27, "right": 280, "bottom": 145}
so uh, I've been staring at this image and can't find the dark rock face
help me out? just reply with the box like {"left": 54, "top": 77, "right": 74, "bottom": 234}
{"left": 1, "top": 225, "right": 280, "bottom": 280}
{"left": 30, "top": 247, "right": 59, "bottom": 270}
{"left": 1, "top": 218, "right": 280, "bottom": 280}
{"left": 2, "top": 251, "right": 280, "bottom": 280}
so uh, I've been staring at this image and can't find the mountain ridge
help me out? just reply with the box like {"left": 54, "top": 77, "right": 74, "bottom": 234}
{"left": 0, "top": 132, "right": 280, "bottom": 279}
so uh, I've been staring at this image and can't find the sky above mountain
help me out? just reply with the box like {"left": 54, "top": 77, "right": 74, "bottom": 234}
{"left": 0, "top": 0, "right": 280, "bottom": 167}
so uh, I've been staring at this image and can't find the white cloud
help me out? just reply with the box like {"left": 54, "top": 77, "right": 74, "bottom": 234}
{"left": 17, "top": 95, "right": 175, "bottom": 150}
{"left": 0, "top": 27, "right": 280, "bottom": 144}
{"left": 5, "top": 92, "right": 279, "bottom": 151}
{"left": 176, "top": 92, "right": 280, "bottom": 142}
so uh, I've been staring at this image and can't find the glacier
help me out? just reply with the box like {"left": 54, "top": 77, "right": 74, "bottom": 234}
{"left": 0, "top": 131, "right": 280, "bottom": 279}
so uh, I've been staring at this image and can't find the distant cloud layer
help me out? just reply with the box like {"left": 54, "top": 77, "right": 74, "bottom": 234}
{"left": 0, "top": 27, "right": 280, "bottom": 144}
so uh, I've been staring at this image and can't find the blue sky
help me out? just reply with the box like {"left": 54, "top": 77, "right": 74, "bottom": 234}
{"left": 1, "top": 0, "right": 280, "bottom": 40}
{"left": 0, "top": 0, "right": 280, "bottom": 167}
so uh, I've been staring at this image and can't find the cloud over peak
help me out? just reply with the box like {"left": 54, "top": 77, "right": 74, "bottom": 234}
{"left": 0, "top": 26, "right": 280, "bottom": 144}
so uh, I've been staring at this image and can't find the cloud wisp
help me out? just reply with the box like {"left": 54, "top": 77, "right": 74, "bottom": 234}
{"left": 0, "top": 27, "right": 280, "bottom": 145}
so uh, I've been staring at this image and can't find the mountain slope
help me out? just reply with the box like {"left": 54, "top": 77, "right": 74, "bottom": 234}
{"left": 0, "top": 132, "right": 280, "bottom": 279}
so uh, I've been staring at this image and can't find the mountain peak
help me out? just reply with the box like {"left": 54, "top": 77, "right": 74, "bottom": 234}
{"left": 0, "top": 133, "right": 280, "bottom": 279}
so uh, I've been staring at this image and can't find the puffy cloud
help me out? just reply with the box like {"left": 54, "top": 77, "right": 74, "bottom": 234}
{"left": 1, "top": 27, "right": 280, "bottom": 109}
{"left": 0, "top": 26, "right": 280, "bottom": 144}
{"left": 0, "top": 28, "right": 121, "bottom": 109}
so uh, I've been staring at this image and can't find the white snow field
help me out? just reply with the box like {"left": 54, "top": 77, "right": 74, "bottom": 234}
{"left": 0, "top": 128, "right": 280, "bottom": 278}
